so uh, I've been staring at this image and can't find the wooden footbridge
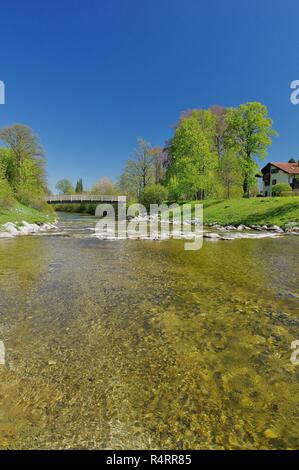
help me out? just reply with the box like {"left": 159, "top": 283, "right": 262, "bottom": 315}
{"left": 46, "top": 195, "right": 126, "bottom": 204}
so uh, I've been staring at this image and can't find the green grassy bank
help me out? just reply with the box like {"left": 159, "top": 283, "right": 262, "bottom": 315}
{"left": 0, "top": 202, "right": 56, "bottom": 227}
{"left": 198, "top": 197, "right": 299, "bottom": 227}
{"left": 46, "top": 196, "right": 299, "bottom": 229}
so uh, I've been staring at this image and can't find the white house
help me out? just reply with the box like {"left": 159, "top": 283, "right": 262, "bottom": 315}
{"left": 261, "top": 162, "right": 299, "bottom": 197}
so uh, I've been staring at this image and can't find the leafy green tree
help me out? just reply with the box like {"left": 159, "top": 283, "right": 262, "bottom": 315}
{"left": 141, "top": 184, "right": 168, "bottom": 206}
{"left": 0, "top": 124, "right": 45, "bottom": 188}
{"left": 225, "top": 102, "right": 277, "bottom": 197}
{"left": 167, "top": 111, "right": 218, "bottom": 200}
{"left": 219, "top": 149, "right": 243, "bottom": 199}
{"left": 167, "top": 176, "right": 181, "bottom": 202}
{"left": 90, "top": 177, "right": 117, "bottom": 195}
{"left": 0, "top": 124, "right": 48, "bottom": 210}
{"left": 0, "top": 148, "right": 18, "bottom": 189}
{"left": 178, "top": 108, "right": 217, "bottom": 149}
{"left": 288, "top": 158, "right": 297, "bottom": 163}
{"left": 170, "top": 157, "right": 203, "bottom": 200}
{"left": 0, "top": 161, "right": 14, "bottom": 209}
{"left": 55, "top": 178, "right": 74, "bottom": 195}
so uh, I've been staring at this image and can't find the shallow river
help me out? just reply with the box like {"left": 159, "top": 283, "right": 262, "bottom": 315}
{"left": 0, "top": 212, "right": 299, "bottom": 449}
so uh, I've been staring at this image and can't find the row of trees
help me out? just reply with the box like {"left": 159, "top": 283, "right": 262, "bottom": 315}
{"left": 118, "top": 102, "right": 277, "bottom": 202}
{"left": 0, "top": 124, "right": 48, "bottom": 210}
{"left": 55, "top": 141, "right": 167, "bottom": 206}
{"left": 0, "top": 101, "right": 278, "bottom": 214}
{"left": 55, "top": 176, "right": 121, "bottom": 196}
{"left": 56, "top": 101, "right": 277, "bottom": 205}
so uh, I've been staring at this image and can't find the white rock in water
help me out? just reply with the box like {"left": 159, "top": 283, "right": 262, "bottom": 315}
{"left": 0, "top": 232, "right": 13, "bottom": 239}
{"left": 20, "top": 221, "right": 40, "bottom": 233}
{"left": 250, "top": 225, "right": 262, "bottom": 231}
{"left": 204, "top": 232, "right": 221, "bottom": 239}
{"left": 3, "top": 222, "right": 19, "bottom": 236}
{"left": 1, "top": 220, "right": 58, "bottom": 238}
{"left": 0, "top": 341, "right": 5, "bottom": 365}
{"left": 285, "top": 223, "right": 299, "bottom": 233}
{"left": 45, "top": 223, "right": 55, "bottom": 229}
{"left": 220, "top": 232, "right": 281, "bottom": 240}
{"left": 40, "top": 223, "right": 56, "bottom": 231}
{"left": 269, "top": 225, "right": 284, "bottom": 233}
{"left": 237, "top": 224, "right": 251, "bottom": 231}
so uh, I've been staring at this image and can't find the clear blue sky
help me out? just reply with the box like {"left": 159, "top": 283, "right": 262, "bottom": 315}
{"left": 0, "top": 0, "right": 299, "bottom": 191}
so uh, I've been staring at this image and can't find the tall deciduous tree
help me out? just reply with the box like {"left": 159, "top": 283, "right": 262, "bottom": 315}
{"left": 225, "top": 102, "right": 277, "bottom": 197}
{"left": 219, "top": 149, "right": 243, "bottom": 199}
{"left": 133, "top": 138, "right": 154, "bottom": 192}
{"left": 167, "top": 111, "right": 218, "bottom": 199}
{"left": 0, "top": 160, "right": 14, "bottom": 209}
{"left": 55, "top": 179, "right": 74, "bottom": 195}
{"left": 119, "top": 138, "right": 154, "bottom": 198}
{"left": 210, "top": 105, "right": 227, "bottom": 158}
{"left": 149, "top": 146, "right": 166, "bottom": 184}
{"left": 0, "top": 124, "right": 48, "bottom": 208}
{"left": 90, "top": 177, "right": 117, "bottom": 195}
{"left": 0, "top": 124, "right": 45, "bottom": 183}
{"left": 0, "top": 148, "right": 18, "bottom": 189}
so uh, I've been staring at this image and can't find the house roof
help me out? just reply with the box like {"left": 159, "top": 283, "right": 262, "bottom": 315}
{"left": 261, "top": 162, "right": 299, "bottom": 175}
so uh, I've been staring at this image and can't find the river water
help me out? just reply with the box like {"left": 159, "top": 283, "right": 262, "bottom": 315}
{"left": 0, "top": 212, "right": 298, "bottom": 449}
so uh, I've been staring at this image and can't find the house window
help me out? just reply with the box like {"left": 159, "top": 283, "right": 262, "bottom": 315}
{"left": 263, "top": 173, "right": 270, "bottom": 186}
{"left": 271, "top": 168, "right": 279, "bottom": 174}
{"left": 272, "top": 179, "right": 277, "bottom": 185}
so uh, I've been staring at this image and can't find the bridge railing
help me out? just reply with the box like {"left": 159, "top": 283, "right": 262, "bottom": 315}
{"left": 46, "top": 194, "right": 126, "bottom": 203}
